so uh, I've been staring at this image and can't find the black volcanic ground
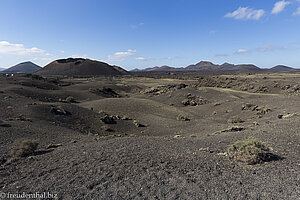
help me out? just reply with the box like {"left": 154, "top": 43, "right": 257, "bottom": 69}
{"left": 0, "top": 72, "right": 300, "bottom": 199}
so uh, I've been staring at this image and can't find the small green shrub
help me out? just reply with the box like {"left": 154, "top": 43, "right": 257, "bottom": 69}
{"left": 228, "top": 137, "right": 270, "bottom": 165}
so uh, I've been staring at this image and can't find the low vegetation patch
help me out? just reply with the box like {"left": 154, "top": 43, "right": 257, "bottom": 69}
{"left": 11, "top": 140, "right": 38, "bottom": 158}
{"left": 228, "top": 137, "right": 271, "bottom": 165}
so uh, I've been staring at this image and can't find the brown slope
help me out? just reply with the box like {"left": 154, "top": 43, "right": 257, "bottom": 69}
{"left": 35, "top": 58, "right": 127, "bottom": 76}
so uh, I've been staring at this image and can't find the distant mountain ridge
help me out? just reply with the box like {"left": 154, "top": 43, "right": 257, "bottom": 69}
{"left": 1, "top": 59, "right": 295, "bottom": 75}
{"left": 131, "top": 61, "right": 295, "bottom": 73}
{"left": 2, "top": 61, "right": 41, "bottom": 74}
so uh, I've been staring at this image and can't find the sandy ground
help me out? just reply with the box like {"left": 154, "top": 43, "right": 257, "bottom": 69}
{"left": 0, "top": 73, "right": 300, "bottom": 199}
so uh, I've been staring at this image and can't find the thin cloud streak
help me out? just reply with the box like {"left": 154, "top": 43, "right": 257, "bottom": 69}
{"left": 225, "top": 7, "right": 265, "bottom": 20}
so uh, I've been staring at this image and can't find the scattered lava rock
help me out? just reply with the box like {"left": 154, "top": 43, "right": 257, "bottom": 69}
{"left": 0, "top": 120, "right": 11, "bottom": 127}
{"left": 182, "top": 94, "right": 208, "bottom": 106}
{"left": 176, "top": 115, "right": 190, "bottom": 121}
{"left": 100, "top": 115, "right": 116, "bottom": 124}
{"left": 59, "top": 96, "right": 77, "bottom": 103}
{"left": 133, "top": 120, "right": 145, "bottom": 127}
{"left": 15, "top": 115, "right": 32, "bottom": 122}
{"left": 47, "top": 143, "right": 62, "bottom": 149}
{"left": 141, "top": 84, "right": 187, "bottom": 95}
{"left": 50, "top": 106, "right": 70, "bottom": 115}
{"left": 241, "top": 103, "right": 258, "bottom": 111}
{"left": 241, "top": 103, "right": 271, "bottom": 117}
{"left": 101, "top": 125, "right": 114, "bottom": 132}
{"left": 214, "top": 126, "right": 245, "bottom": 135}
{"left": 89, "top": 87, "right": 120, "bottom": 98}
{"left": 196, "top": 76, "right": 271, "bottom": 93}
{"left": 278, "top": 113, "right": 298, "bottom": 119}
{"left": 227, "top": 116, "right": 244, "bottom": 124}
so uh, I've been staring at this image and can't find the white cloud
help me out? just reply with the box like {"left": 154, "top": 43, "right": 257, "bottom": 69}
{"left": 225, "top": 7, "right": 265, "bottom": 20}
{"left": 209, "top": 30, "right": 216, "bottom": 34}
{"left": 236, "top": 49, "right": 250, "bottom": 54}
{"left": 272, "top": 1, "right": 291, "bottom": 14}
{"left": 0, "top": 41, "right": 45, "bottom": 55}
{"left": 130, "top": 22, "right": 144, "bottom": 29}
{"left": 215, "top": 53, "right": 229, "bottom": 57}
{"left": 257, "top": 44, "right": 284, "bottom": 52}
{"left": 32, "top": 57, "right": 53, "bottom": 63}
{"left": 235, "top": 45, "right": 284, "bottom": 54}
{"left": 60, "top": 50, "right": 65, "bottom": 54}
{"left": 293, "top": 7, "right": 300, "bottom": 15}
{"left": 40, "top": 57, "right": 52, "bottom": 61}
{"left": 136, "top": 57, "right": 152, "bottom": 61}
{"left": 106, "top": 49, "right": 136, "bottom": 61}
{"left": 161, "top": 56, "right": 176, "bottom": 60}
{"left": 130, "top": 25, "right": 137, "bottom": 29}
{"left": 71, "top": 54, "right": 88, "bottom": 58}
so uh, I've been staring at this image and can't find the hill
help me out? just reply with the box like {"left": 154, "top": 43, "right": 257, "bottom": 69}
{"left": 268, "top": 65, "right": 294, "bottom": 72}
{"left": 131, "top": 65, "right": 177, "bottom": 72}
{"left": 186, "top": 61, "right": 219, "bottom": 71}
{"left": 2, "top": 61, "right": 41, "bottom": 74}
{"left": 0, "top": 68, "right": 5, "bottom": 71}
{"left": 35, "top": 58, "right": 127, "bottom": 76}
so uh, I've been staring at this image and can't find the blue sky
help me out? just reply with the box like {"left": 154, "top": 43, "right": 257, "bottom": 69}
{"left": 0, "top": 0, "right": 300, "bottom": 70}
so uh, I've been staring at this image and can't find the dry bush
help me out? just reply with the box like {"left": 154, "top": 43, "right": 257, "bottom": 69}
{"left": 227, "top": 137, "right": 270, "bottom": 165}
{"left": 11, "top": 140, "right": 38, "bottom": 158}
